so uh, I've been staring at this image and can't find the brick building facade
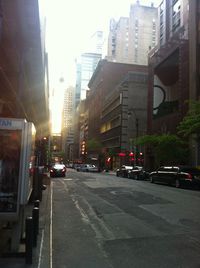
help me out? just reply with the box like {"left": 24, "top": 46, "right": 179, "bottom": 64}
{"left": 87, "top": 60, "right": 148, "bottom": 168}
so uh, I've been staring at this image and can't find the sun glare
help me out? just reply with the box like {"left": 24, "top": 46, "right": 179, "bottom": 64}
{"left": 50, "top": 83, "right": 64, "bottom": 134}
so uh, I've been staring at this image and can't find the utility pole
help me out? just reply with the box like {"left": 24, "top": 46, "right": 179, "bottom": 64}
{"left": 135, "top": 117, "right": 139, "bottom": 165}
{"left": 128, "top": 110, "right": 139, "bottom": 166}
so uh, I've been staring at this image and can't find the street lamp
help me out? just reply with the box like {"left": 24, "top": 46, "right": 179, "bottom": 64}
{"left": 128, "top": 109, "right": 139, "bottom": 165}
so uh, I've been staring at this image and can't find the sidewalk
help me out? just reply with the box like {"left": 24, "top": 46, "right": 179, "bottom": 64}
{"left": 0, "top": 173, "right": 51, "bottom": 268}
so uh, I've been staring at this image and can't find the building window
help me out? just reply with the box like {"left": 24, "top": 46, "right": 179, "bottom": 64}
{"left": 172, "top": 0, "right": 181, "bottom": 32}
{"left": 152, "top": 19, "right": 156, "bottom": 30}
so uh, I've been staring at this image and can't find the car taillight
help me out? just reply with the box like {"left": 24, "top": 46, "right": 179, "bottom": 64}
{"left": 187, "top": 173, "right": 192, "bottom": 180}
{"left": 50, "top": 169, "right": 53, "bottom": 173}
{"left": 62, "top": 168, "right": 65, "bottom": 172}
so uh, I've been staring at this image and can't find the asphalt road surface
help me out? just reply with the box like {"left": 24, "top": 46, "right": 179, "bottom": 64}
{"left": 50, "top": 169, "right": 200, "bottom": 268}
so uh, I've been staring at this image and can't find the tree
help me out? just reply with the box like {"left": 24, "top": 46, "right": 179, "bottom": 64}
{"left": 177, "top": 100, "right": 200, "bottom": 137}
{"left": 135, "top": 134, "right": 188, "bottom": 167}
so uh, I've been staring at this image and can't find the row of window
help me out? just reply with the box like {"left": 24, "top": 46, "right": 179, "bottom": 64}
{"left": 100, "top": 116, "right": 121, "bottom": 134}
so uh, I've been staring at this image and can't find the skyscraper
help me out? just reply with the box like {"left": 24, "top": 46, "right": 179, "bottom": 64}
{"left": 107, "top": 2, "right": 158, "bottom": 65}
{"left": 62, "top": 86, "right": 75, "bottom": 160}
{"left": 75, "top": 31, "right": 103, "bottom": 105}
{"left": 79, "top": 52, "right": 102, "bottom": 100}
{"left": 89, "top": 31, "right": 104, "bottom": 54}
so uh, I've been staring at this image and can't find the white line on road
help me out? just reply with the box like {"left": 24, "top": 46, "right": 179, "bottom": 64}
{"left": 37, "top": 229, "right": 44, "bottom": 268}
{"left": 50, "top": 181, "right": 53, "bottom": 268}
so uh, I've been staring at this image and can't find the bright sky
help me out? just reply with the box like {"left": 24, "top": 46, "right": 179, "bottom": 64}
{"left": 45, "top": 0, "right": 161, "bottom": 133}
{"left": 46, "top": 0, "right": 161, "bottom": 86}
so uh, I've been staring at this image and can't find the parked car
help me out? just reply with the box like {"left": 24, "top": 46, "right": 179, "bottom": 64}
{"left": 149, "top": 166, "right": 200, "bottom": 188}
{"left": 128, "top": 166, "right": 149, "bottom": 180}
{"left": 116, "top": 165, "right": 133, "bottom": 178}
{"left": 73, "top": 163, "right": 82, "bottom": 170}
{"left": 76, "top": 164, "right": 99, "bottom": 172}
{"left": 50, "top": 164, "right": 66, "bottom": 177}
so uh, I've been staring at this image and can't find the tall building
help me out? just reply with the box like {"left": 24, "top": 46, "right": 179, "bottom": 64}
{"left": 189, "top": 0, "right": 200, "bottom": 100}
{"left": 87, "top": 60, "right": 148, "bottom": 168}
{"left": 107, "top": 17, "right": 129, "bottom": 63}
{"left": 80, "top": 52, "right": 102, "bottom": 100}
{"left": 147, "top": 0, "right": 190, "bottom": 168}
{"left": 189, "top": 0, "right": 200, "bottom": 164}
{"left": 75, "top": 31, "right": 103, "bottom": 106}
{"left": 75, "top": 61, "right": 81, "bottom": 108}
{"left": 89, "top": 31, "right": 104, "bottom": 54}
{"left": 62, "top": 86, "right": 75, "bottom": 161}
{"left": 0, "top": 0, "right": 49, "bottom": 134}
{"left": 107, "top": 2, "right": 158, "bottom": 65}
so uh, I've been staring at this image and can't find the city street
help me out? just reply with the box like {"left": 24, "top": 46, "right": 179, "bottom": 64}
{"left": 1, "top": 2, "right": 200, "bottom": 268}
{"left": 1, "top": 168, "right": 200, "bottom": 268}
{"left": 49, "top": 169, "right": 200, "bottom": 268}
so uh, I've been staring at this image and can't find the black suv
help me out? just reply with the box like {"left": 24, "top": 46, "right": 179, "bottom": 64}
{"left": 149, "top": 166, "right": 200, "bottom": 188}
{"left": 128, "top": 166, "right": 149, "bottom": 180}
{"left": 116, "top": 165, "right": 133, "bottom": 178}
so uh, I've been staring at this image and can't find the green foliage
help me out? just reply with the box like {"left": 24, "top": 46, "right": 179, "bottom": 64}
{"left": 177, "top": 100, "right": 200, "bottom": 137}
{"left": 134, "top": 134, "right": 158, "bottom": 146}
{"left": 135, "top": 134, "right": 188, "bottom": 166}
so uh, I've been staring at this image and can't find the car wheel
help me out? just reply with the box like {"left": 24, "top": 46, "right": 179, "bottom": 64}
{"left": 116, "top": 172, "right": 119, "bottom": 177}
{"left": 175, "top": 179, "right": 181, "bottom": 188}
{"left": 128, "top": 173, "right": 131, "bottom": 179}
{"left": 150, "top": 176, "right": 154, "bottom": 183}
{"left": 132, "top": 174, "right": 136, "bottom": 180}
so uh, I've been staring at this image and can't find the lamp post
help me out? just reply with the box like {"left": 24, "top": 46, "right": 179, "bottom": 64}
{"left": 128, "top": 110, "right": 139, "bottom": 165}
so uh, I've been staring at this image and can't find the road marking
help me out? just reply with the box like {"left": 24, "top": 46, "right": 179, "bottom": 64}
{"left": 63, "top": 178, "right": 73, "bottom": 181}
{"left": 37, "top": 229, "right": 44, "bottom": 268}
{"left": 72, "top": 197, "right": 90, "bottom": 224}
{"left": 50, "top": 181, "right": 53, "bottom": 268}
{"left": 71, "top": 195, "right": 115, "bottom": 240}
